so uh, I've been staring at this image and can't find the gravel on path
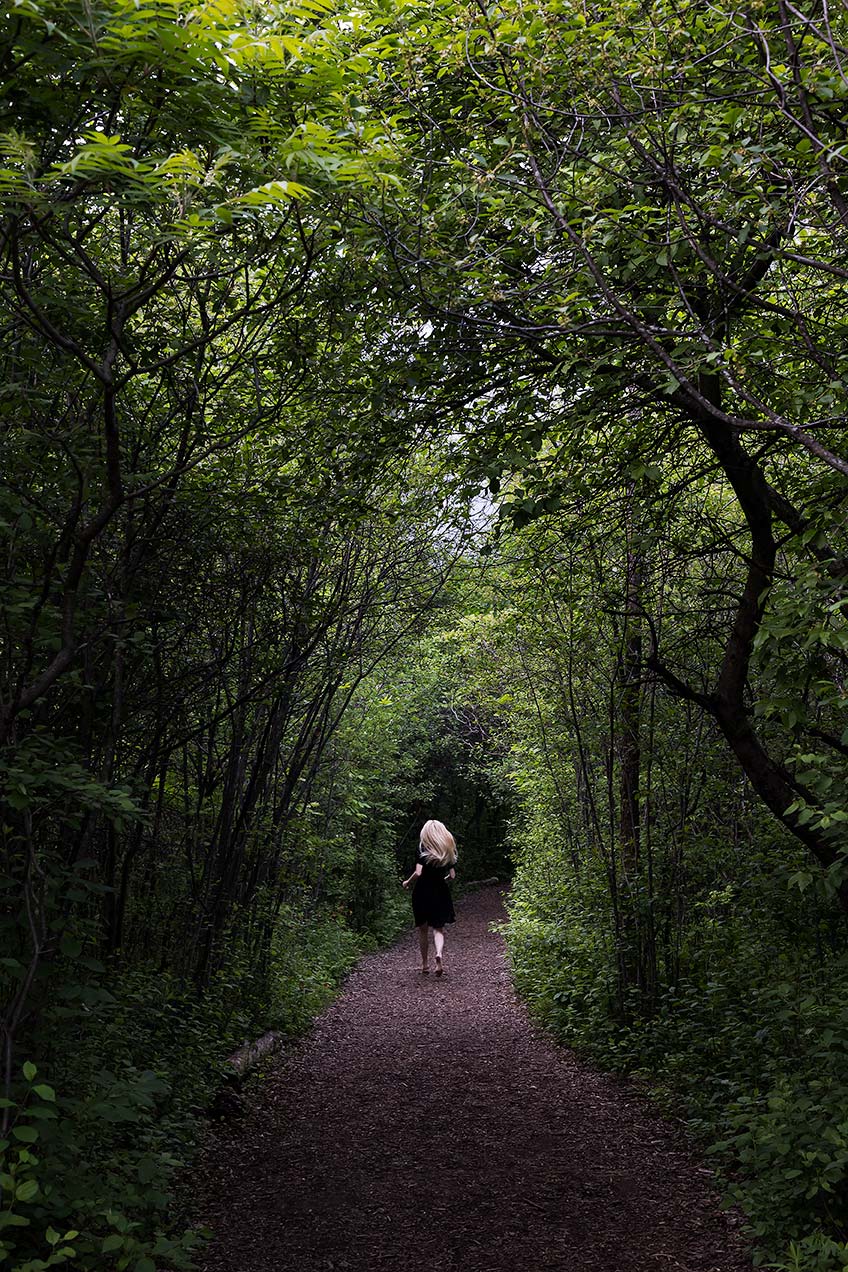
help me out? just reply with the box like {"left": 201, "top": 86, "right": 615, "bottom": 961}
{"left": 195, "top": 886, "right": 751, "bottom": 1272}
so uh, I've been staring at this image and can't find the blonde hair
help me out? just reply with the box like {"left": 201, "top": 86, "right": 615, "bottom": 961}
{"left": 420, "top": 819, "right": 457, "bottom": 866}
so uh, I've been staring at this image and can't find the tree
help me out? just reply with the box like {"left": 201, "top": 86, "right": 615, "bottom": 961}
{"left": 370, "top": 0, "right": 848, "bottom": 895}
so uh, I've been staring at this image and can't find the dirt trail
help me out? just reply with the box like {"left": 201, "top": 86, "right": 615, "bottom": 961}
{"left": 196, "top": 887, "right": 750, "bottom": 1272}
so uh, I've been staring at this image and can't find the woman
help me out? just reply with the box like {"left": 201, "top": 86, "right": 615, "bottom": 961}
{"left": 401, "top": 819, "right": 457, "bottom": 975}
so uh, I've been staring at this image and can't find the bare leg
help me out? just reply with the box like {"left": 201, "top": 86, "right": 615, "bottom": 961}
{"left": 433, "top": 928, "right": 444, "bottom": 974}
{"left": 418, "top": 924, "right": 429, "bottom": 971}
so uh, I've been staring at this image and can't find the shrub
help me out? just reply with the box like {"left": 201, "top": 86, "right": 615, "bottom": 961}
{"left": 506, "top": 883, "right": 848, "bottom": 1270}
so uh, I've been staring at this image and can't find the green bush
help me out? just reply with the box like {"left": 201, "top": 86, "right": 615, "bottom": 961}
{"left": 1, "top": 901, "right": 387, "bottom": 1271}
{"left": 506, "top": 881, "right": 848, "bottom": 1271}
{"left": 0, "top": 1058, "right": 202, "bottom": 1272}
{"left": 270, "top": 911, "right": 374, "bottom": 1038}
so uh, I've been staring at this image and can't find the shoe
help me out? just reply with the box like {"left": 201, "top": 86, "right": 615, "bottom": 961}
{"left": 435, "top": 957, "right": 443, "bottom": 977}
{"left": 421, "top": 965, "right": 430, "bottom": 974}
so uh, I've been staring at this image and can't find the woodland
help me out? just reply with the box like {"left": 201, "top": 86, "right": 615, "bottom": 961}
{"left": 1, "top": 0, "right": 848, "bottom": 1269}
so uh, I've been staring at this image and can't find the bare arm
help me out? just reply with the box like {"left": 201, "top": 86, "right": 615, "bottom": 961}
{"left": 402, "top": 863, "right": 423, "bottom": 889}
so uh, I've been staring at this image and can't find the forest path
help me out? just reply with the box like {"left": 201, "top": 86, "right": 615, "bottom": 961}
{"left": 196, "top": 887, "right": 750, "bottom": 1272}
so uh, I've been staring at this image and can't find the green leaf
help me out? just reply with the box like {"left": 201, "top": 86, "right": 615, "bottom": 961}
{"left": 0, "top": 1211, "right": 30, "bottom": 1229}
{"left": 22, "top": 1062, "right": 36, "bottom": 1082}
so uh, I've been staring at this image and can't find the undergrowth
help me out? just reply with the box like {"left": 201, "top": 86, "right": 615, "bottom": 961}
{"left": 505, "top": 877, "right": 848, "bottom": 1272}
{"left": 0, "top": 905, "right": 405, "bottom": 1272}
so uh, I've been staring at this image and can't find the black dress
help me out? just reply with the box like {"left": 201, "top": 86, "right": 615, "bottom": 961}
{"left": 411, "top": 850, "right": 456, "bottom": 929}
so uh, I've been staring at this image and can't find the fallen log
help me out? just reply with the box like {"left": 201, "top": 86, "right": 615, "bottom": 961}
{"left": 226, "top": 1029, "right": 283, "bottom": 1080}
{"left": 209, "top": 1030, "right": 285, "bottom": 1118}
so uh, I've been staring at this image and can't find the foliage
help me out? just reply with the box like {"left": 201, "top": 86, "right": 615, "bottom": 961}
{"left": 505, "top": 814, "right": 848, "bottom": 1267}
{"left": 0, "top": 902, "right": 378, "bottom": 1270}
{"left": 2, "top": 0, "right": 848, "bottom": 1269}
{"left": 370, "top": 0, "right": 848, "bottom": 899}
